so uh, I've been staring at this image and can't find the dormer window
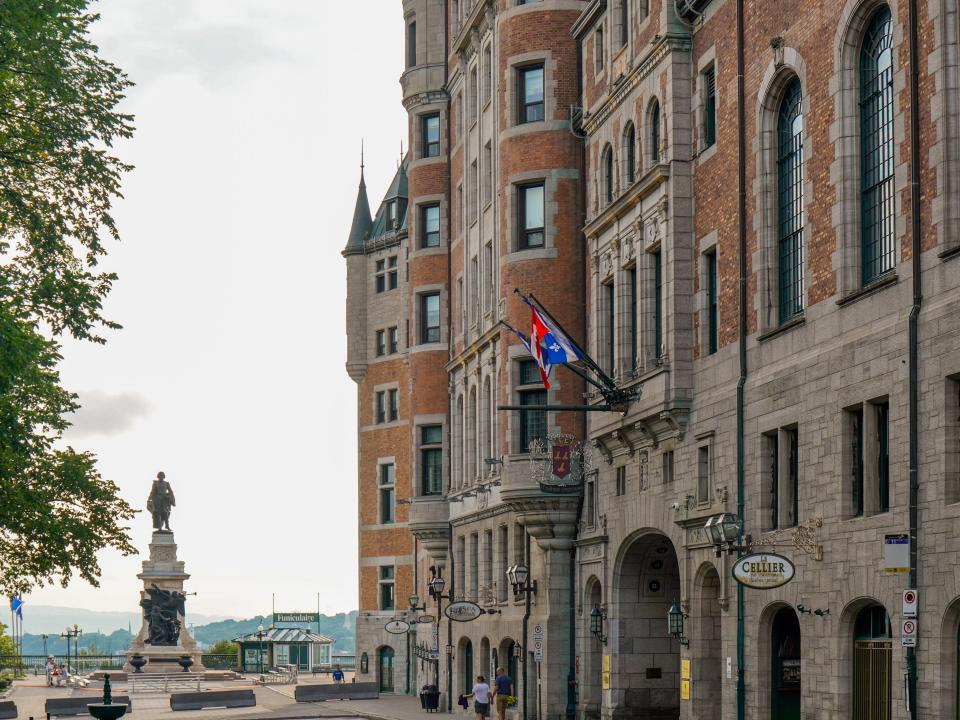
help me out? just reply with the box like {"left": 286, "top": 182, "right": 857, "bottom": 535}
{"left": 386, "top": 201, "right": 397, "bottom": 230}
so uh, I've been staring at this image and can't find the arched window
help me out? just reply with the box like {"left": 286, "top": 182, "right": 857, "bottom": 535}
{"left": 777, "top": 77, "right": 804, "bottom": 322}
{"left": 852, "top": 604, "right": 892, "bottom": 720}
{"left": 859, "top": 7, "right": 895, "bottom": 284}
{"left": 468, "top": 387, "right": 478, "bottom": 483}
{"left": 603, "top": 144, "right": 614, "bottom": 205}
{"left": 484, "top": 377, "right": 494, "bottom": 460}
{"left": 623, "top": 123, "right": 636, "bottom": 185}
{"left": 649, "top": 99, "right": 661, "bottom": 164}
{"left": 454, "top": 394, "right": 464, "bottom": 489}
{"left": 378, "top": 646, "right": 395, "bottom": 692}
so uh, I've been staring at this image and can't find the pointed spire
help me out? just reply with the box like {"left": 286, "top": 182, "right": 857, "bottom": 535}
{"left": 344, "top": 142, "right": 373, "bottom": 256}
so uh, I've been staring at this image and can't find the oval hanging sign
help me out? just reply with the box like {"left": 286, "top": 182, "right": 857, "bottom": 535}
{"left": 444, "top": 601, "right": 483, "bottom": 622}
{"left": 384, "top": 619, "right": 411, "bottom": 634}
{"left": 417, "top": 615, "right": 436, "bottom": 624}
{"left": 732, "top": 553, "right": 795, "bottom": 590}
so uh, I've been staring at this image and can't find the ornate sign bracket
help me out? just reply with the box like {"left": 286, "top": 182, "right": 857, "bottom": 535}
{"left": 752, "top": 518, "right": 823, "bottom": 561}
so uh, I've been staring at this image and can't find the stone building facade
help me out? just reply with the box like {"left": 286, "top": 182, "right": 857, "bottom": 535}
{"left": 345, "top": 0, "right": 960, "bottom": 718}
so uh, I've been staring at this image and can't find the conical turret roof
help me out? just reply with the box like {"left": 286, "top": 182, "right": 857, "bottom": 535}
{"left": 343, "top": 168, "right": 372, "bottom": 256}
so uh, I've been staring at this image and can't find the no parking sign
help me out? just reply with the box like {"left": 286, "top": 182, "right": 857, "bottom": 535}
{"left": 902, "top": 589, "right": 918, "bottom": 618}
{"left": 902, "top": 619, "right": 918, "bottom": 648}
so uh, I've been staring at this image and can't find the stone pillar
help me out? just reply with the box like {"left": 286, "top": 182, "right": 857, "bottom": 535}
{"left": 125, "top": 531, "right": 204, "bottom": 673}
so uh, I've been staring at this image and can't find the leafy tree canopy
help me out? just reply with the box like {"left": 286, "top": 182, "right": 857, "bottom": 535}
{"left": 207, "top": 640, "right": 239, "bottom": 656}
{"left": 0, "top": 0, "right": 136, "bottom": 595}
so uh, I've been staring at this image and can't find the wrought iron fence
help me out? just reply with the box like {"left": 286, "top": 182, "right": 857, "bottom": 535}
{"left": 201, "top": 653, "right": 240, "bottom": 671}
{"left": 0, "top": 654, "right": 125, "bottom": 676}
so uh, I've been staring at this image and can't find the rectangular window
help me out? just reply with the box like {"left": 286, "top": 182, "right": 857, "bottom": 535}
{"left": 388, "top": 326, "right": 399, "bottom": 354}
{"left": 707, "top": 251, "right": 718, "bottom": 354}
{"left": 849, "top": 406, "right": 865, "bottom": 517}
{"left": 379, "top": 463, "right": 395, "bottom": 524}
{"left": 376, "top": 391, "right": 386, "bottom": 424}
{"left": 456, "top": 536, "right": 465, "bottom": 597}
{"left": 379, "top": 566, "right": 395, "bottom": 611}
{"left": 483, "top": 143, "right": 493, "bottom": 206}
{"left": 584, "top": 474, "right": 597, "bottom": 525}
{"left": 948, "top": 377, "right": 960, "bottom": 504}
{"left": 518, "top": 65, "right": 544, "bottom": 124}
{"left": 662, "top": 450, "right": 674, "bottom": 484}
{"left": 787, "top": 427, "right": 799, "bottom": 526}
{"left": 421, "top": 293, "right": 441, "bottom": 343}
{"left": 388, "top": 388, "right": 399, "bottom": 422}
{"left": 388, "top": 255, "right": 398, "bottom": 290}
{"left": 519, "top": 359, "right": 541, "bottom": 385}
{"left": 470, "top": 533, "right": 479, "bottom": 600}
{"left": 498, "top": 525, "right": 509, "bottom": 601}
{"left": 483, "top": 530, "right": 493, "bottom": 598}
{"left": 604, "top": 281, "right": 615, "bottom": 375}
{"left": 469, "top": 160, "right": 478, "bottom": 224}
{"left": 484, "top": 242, "right": 494, "bottom": 310}
{"left": 703, "top": 66, "right": 717, "bottom": 149}
{"left": 482, "top": 46, "right": 492, "bottom": 105}
{"left": 386, "top": 201, "right": 397, "bottom": 231}
{"left": 519, "top": 389, "right": 547, "bottom": 452}
{"left": 766, "top": 432, "right": 779, "bottom": 530}
{"left": 421, "top": 425, "right": 443, "bottom": 496}
{"left": 518, "top": 183, "right": 545, "bottom": 249}
{"left": 619, "top": 0, "right": 629, "bottom": 46}
{"left": 615, "top": 466, "right": 626, "bottom": 496}
{"left": 697, "top": 446, "right": 711, "bottom": 503}
{"left": 422, "top": 204, "right": 440, "bottom": 248}
{"left": 457, "top": 185, "right": 464, "bottom": 232}
{"left": 376, "top": 330, "right": 386, "bottom": 357}
{"left": 595, "top": 27, "right": 604, "bottom": 73}
{"left": 629, "top": 266, "right": 638, "bottom": 371}
{"left": 469, "top": 67, "right": 478, "bottom": 126}
{"left": 407, "top": 20, "right": 417, "bottom": 68}
{"left": 375, "top": 259, "right": 386, "bottom": 293}
{"left": 653, "top": 250, "right": 663, "bottom": 361}
{"left": 875, "top": 401, "right": 889, "bottom": 513}
{"left": 422, "top": 114, "right": 440, "bottom": 158}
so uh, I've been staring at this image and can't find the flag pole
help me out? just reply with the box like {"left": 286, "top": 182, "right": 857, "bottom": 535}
{"left": 522, "top": 290, "right": 617, "bottom": 390}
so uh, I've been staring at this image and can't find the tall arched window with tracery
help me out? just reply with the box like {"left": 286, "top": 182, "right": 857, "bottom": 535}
{"left": 603, "top": 144, "right": 614, "bottom": 205}
{"left": 777, "top": 77, "right": 804, "bottom": 322}
{"left": 623, "top": 122, "right": 636, "bottom": 185}
{"left": 859, "top": 6, "right": 895, "bottom": 284}
{"left": 649, "top": 99, "right": 661, "bottom": 164}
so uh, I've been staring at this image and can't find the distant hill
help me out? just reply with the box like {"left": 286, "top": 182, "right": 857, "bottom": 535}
{"left": 12, "top": 611, "right": 357, "bottom": 656}
{"left": 20, "top": 605, "right": 235, "bottom": 636}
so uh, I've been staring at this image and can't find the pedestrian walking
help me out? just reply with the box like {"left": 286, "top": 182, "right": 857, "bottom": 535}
{"left": 332, "top": 664, "right": 344, "bottom": 684}
{"left": 45, "top": 656, "right": 54, "bottom": 687}
{"left": 493, "top": 667, "right": 514, "bottom": 720}
{"left": 464, "top": 675, "right": 492, "bottom": 720}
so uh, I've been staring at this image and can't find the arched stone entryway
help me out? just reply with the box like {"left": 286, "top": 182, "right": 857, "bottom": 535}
{"left": 377, "top": 645, "right": 395, "bottom": 692}
{"left": 691, "top": 563, "right": 722, "bottom": 716}
{"left": 582, "top": 576, "right": 603, "bottom": 720}
{"left": 770, "top": 606, "right": 801, "bottom": 720}
{"left": 612, "top": 532, "right": 681, "bottom": 720}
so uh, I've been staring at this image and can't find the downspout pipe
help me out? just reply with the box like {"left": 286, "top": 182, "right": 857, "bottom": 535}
{"left": 522, "top": 531, "right": 531, "bottom": 720}
{"left": 906, "top": 0, "right": 922, "bottom": 715}
{"left": 735, "top": 2, "right": 747, "bottom": 720}
{"left": 448, "top": 522, "right": 455, "bottom": 712}
{"left": 443, "top": 0, "right": 452, "bottom": 711}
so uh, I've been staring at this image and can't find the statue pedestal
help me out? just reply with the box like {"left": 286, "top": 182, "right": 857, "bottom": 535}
{"left": 125, "top": 531, "right": 204, "bottom": 673}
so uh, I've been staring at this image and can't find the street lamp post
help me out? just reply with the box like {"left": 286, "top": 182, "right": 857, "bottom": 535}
{"left": 59, "top": 625, "right": 82, "bottom": 677}
{"left": 41, "top": 634, "right": 49, "bottom": 656}
{"left": 506, "top": 564, "right": 539, "bottom": 720}
{"left": 427, "top": 573, "right": 451, "bottom": 710}
{"left": 255, "top": 624, "right": 266, "bottom": 675}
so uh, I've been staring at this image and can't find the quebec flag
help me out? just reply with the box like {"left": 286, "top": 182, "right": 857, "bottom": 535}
{"left": 520, "top": 295, "right": 584, "bottom": 388}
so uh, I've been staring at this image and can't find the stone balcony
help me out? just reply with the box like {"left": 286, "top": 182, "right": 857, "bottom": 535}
{"left": 499, "top": 455, "right": 580, "bottom": 551}
{"left": 408, "top": 495, "right": 450, "bottom": 560}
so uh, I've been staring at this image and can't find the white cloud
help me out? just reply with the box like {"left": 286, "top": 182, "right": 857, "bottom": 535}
{"left": 66, "top": 390, "right": 152, "bottom": 438}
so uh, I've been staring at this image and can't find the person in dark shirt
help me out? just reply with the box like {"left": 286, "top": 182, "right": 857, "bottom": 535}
{"left": 493, "top": 667, "right": 514, "bottom": 720}
{"left": 332, "top": 664, "right": 345, "bottom": 684}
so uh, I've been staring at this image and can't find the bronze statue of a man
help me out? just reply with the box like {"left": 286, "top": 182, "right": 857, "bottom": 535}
{"left": 147, "top": 471, "right": 176, "bottom": 532}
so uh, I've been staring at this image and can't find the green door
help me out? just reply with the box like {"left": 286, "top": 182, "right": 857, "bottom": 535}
{"left": 290, "top": 644, "right": 309, "bottom": 670}
{"left": 379, "top": 647, "right": 395, "bottom": 692}
{"left": 771, "top": 608, "right": 801, "bottom": 720}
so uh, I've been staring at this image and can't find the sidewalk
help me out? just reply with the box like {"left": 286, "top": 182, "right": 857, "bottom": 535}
{"left": 9, "top": 679, "right": 458, "bottom": 720}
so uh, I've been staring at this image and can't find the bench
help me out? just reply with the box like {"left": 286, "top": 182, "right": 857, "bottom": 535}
{"left": 0, "top": 700, "right": 16, "bottom": 719}
{"left": 45, "top": 696, "right": 133, "bottom": 717}
{"left": 294, "top": 682, "right": 379, "bottom": 702}
{"left": 169, "top": 689, "right": 256, "bottom": 711}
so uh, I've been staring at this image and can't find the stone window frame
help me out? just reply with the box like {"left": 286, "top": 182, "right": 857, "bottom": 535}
{"left": 694, "top": 46, "right": 718, "bottom": 162}
{"left": 758, "top": 424, "right": 801, "bottom": 532}
{"left": 506, "top": 345, "right": 557, "bottom": 457}
{"left": 412, "top": 194, "right": 446, "bottom": 258}
{"left": 601, "top": 143, "right": 616, "bottom": 206}
{"left": 412, "top": 284, "right": 446, "bottom": 349}
{"left": 695, "top": 433, "right": 715, "bottom": 506}
{"left": 621, "top": 121, "right": 637, "bottom": 187}
{"left": 378, "top": 564, "right": 396, "bottom": 611}
{"left": 945, "top": 374, "right": 960, "bottom": 504}
{"left": 405, "top": 12, "right": 417, "bottom": 69}
{"left": 645, "top": 96, "right": 663, "bottom": 169}
{"left": 505, "top": 170, "right": 562, "bottom": 261}
{"left": 841, "top": 394, "right": 893, "bottom": 519}
{"left": 594, "top": 24, "right": 605, "bottom": 76}
{"left": 414, "top": 414, "right": 446, "bottom": 497}
{"left": 830, "top": 0, "right": 907, "bottom": 300}
{"left": 417, "top": 110, "right": 443, "bottom": 161}
{"left": 372, "top": 380, "right": 400, "bottom": 427}
{"left": 503, "top": 51, "right": 558, "bottom": 136}
{"left": 453, "top": 392, "right": 464, "bottom": 491}
{"left": 482, "top": 43, "right": 493, "bottom": 108}
{"left": 697, "top": 230, "right": 719, "bottom": 357}
{"left": 377, "top": 458, "right": 396, "bottom": 526}
{"left": 753, "top": 53, "right": 812, "bottom": 337}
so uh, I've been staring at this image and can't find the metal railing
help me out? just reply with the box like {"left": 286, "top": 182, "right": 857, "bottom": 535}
{"left": 853, "top": 641, "right": 892, "bottom": 720}
{"left": 129, "top": 673, "right": 202, "bottom": 694}
{"left": 256, "top": 665, "right": 297, "bottom": 685}
{"left": 0, "top": 655, "right": 125, "bottom": 676}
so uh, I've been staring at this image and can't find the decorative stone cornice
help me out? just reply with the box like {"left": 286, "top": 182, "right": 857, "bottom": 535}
{"left": 581, "top": 33, "right": 692, "bottom": 137}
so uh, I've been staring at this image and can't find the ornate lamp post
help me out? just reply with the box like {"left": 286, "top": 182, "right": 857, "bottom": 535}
{"left": 589, "top": 606, "right": 607, "bottom": 645}
{"left": 255, "top": 624, "right": 266, "bottom": 674}
{"left": 60, "top": 625, "right": 82, "bottom": 676}
{"left": 667, "top": 602, "right": 689, "bottom": 648}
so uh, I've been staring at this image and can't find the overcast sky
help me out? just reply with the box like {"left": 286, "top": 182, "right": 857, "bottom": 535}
{"left": 24, "top": 0, "right": 407, "bottom": 623}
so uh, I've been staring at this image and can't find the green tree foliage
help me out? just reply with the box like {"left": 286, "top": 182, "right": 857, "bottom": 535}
{"left": 0, "top": 622, "right": 15, "bottom": 656}
{"left": 0, "top": 0, "right": 136, "bottom": 595}
{"left": 207, "top": 640, "right": 239, "bottom": 656}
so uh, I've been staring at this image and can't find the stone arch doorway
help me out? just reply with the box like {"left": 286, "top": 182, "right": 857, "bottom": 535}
{"left": 852, "top": 603, "right": 891, "bottom": 720}
{"left": 583, "top": 576, "right": 603, "bottom": 719}
{"left": 770, "top": 606, "right": 801, "bottom": 720}
{"left": 613, "top": 532, "right": 681, "bottom": 720}
{"left": 691, "top": 563, "right": 722, "bottom": 715}
{"left": 498, "top": 638, "right": 518, "bottom": 689}
{"left": 459, "top": 637, "right": 474, "bottom": 695}
{"left": 378, "top": 646, "right": 395, "bottom": 693}
{"left": 480, "top": 637, "right": 491, "bottom": 681}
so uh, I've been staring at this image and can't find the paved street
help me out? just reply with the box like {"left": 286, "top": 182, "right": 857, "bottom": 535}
{"left": 7, "top": 678, "right": 457, "bottom": 720}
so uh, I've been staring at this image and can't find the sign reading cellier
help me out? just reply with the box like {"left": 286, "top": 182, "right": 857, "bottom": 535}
{"left": 444, "top": 600, "right": 483, "bottom": 622}
{"left": 732, "top": 552, "right": 795, "bottom": 590}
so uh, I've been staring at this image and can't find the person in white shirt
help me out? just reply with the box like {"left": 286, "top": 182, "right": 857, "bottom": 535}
{"left": 465, "top": 675, "right": 492, "bottom": 720}
{"left": 45, "top": 657, "right": 54, "bottom": 687}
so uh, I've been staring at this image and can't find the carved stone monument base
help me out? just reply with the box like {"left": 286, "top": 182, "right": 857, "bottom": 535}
{"left": 125, "top": 531, "right": 204, "bottom": 673}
